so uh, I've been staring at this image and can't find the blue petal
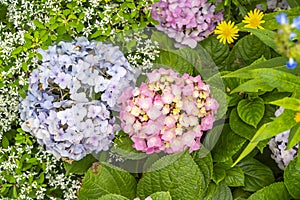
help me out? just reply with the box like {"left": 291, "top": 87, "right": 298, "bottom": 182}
{"left": 289, "top": 32, "right": 297, "bottom": 41}
{"left": 286, "top": 58, "right": 298, "bottom": 69}
{"left": 276, "top": 13, "right": 288, "bottom": 25}
{"left": 292, "top": 16, "right": 300, "bottom": 30}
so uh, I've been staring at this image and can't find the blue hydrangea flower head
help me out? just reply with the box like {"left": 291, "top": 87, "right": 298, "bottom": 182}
{"left": 20, "top": 37, "right": 139, "bottom": 160}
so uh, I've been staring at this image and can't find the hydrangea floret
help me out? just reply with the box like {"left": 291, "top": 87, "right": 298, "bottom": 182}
{"left": 269, "top": 107, "right": 298, "bottom": 170}
{"left": 151, "top": 0, "right": 223, "bottom": 48}
{"left": 119, "top": 68, "right": 219, "bottom": 154}
{"left": 19, "top": 37, "right": 139, "bottom": 160}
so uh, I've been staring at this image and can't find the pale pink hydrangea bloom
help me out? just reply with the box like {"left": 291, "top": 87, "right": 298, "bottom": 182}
{"left": 119, "top": 68, "right": 218, "bottom": 154}
{"left": 152, "top": 0, "right": 223, "bottom": 48}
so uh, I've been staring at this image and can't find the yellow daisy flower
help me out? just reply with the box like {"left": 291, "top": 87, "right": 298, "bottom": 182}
{"left": 214, "top": 21, "right": 239, "bottom": 45}
{"left": 295, "top": 112, "right": 300, "bottom": 122}
{"left": 242, "top": 8, "right": 265, "bottom": 29}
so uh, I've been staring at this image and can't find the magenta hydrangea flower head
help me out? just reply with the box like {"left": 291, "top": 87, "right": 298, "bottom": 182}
{"left": 119, "top": 68, "right": 218, "bottom": 154}
{"left": 20, "top": 37, "right": 139, "bottom": 161}
{"left": 152, "top": 0, "right": 223, "bottom": 48}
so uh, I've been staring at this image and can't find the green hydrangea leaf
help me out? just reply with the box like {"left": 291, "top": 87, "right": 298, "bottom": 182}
{"left": 192, "top": 147, "right": 213, "bottom": 192}
{"left": 212, "top": 124, "right": 247, "bottom": 162}
{"left": 225, "top": 166, "right": 245, "bottom": 187}
{"left": 200, "top": 182, "right": 218, "bottom": 200}
{"left": 232, "top": 188, "right": 251, "bottom": 200}
{"left": 136, "top": 151, "right": 203, "bottom": 200}
{"left": 200, "top": 35, "right": 230, "bottom": 67}
{"left": 225, "top": 35, "right": 271, "bottom": 71}
{"left": 230, "top": 79, "right": 274, "bottom": 94}
{"left": 269, "top": 97, "right": 300, "bottom": 111}
{"left": 284, "top": 157, "right": 300, "bottom": 199}
{"left": 233, "top": 108, "right": 298, "bottom": 166}
{"left": 287, "top": 123, "right": 300, "bottom": 149}
{"left": 111, "top": 132, "right": 147, "bottom": 160}
{"left": 229, "top": 108, "right": 257, "bottom": 140}
{"left": 237, "top": 97, "right": 265, "bottom": 128}
{"left": 98, "top": 194, "right": 129, "bottom": 200}
{"left": 78, "top": 162, "right": 137, "bottom": 200}
{"left": 223, "top": 57, "right": 286, "bottom": 79}
{"left": 64, "top": 154, "right": 98, "bottom": 175}
{"left": 241, "top": 28, "right": 278, "bottom": 54}
{"left": 247, "top": 182, "right": 290, "bottom": 200}
{"left": 237, "top": 158, "right": 275, "bottom": 192}
{"left": 150, "top": 191, "right": 172, "bottom": 200}
{"left": 203, "top": 124, "right": 224, "bottom": 152}
{"left": 153, "top": 49, "right": 195, "bottom": 76}
{"left": 212, "top": 165, "right": 226, "bottom": 184}
{"left": 212, "top": 181, "right": 233, "bottom": 200}
{"left": 248, "top": 68, "right": 300, "bottom": 93}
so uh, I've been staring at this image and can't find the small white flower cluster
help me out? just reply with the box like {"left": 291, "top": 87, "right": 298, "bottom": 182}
{"left": 0, "top": 85, "right": 20, "bottom": 139}
{"left": 0, "top": 142, "right": 80, "bottom": 200}
{"left": 126, "top": 33, "right": 160, "bottom": 72}
{"left": 269, "top": 107, "right": 298, "bottom": 170}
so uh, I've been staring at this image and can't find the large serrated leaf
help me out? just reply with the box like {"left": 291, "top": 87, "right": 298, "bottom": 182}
{"left": 287, "top": 123, "right": 300, "bottom": 149}
{"left": 229, "top": 108, "right": 267, "bottom": 152}
{"left": 241, "top": 28, "right": 278, "bottom": 53}
{"left": 225, "top": 35, "right": 271, "bottom": 71}
{"left": 111, "top": 133, "right": 147, "bottom": 160}
{"left": 230, "top": 79, "right": 274, "bottom": 94}
{"left": 150, "top": 191, "right": 172, "bottom": 200}
{"left": 153, "top": 49, "right": 194, "bottom": 75}
{"left": 229, "top": 108, "right": 256, "bottom": 140}
{"left": 151, "top": 30, "right": 174, "bottom": 50}
{"left": 213, "top": 165, "right": 226, "bottom": 184}
{"left": 136, "top": 152, "right": 203, "bottom": 200}
{"left": 200, "top": 35, "right": 230, "bottom": 66}
{"left": 98, "top": 194, "right": 129, "bottom": 200}
{"left": 233, "top": 109, "right": 298, "bottom": 166}
{"left": 78, "top": 162, "right": 137, "bottom": 200}
{"left": 192, "top": 147, "right": 213, "bottom": 192}
{"left": 222, "top": 57, "right": 286, "bottom": 79}
{"left": 232, "top": 188, "right": 251, "bottom": 200}
{"left": 225, "top": 166, "right": 245, "bottom": 187}
{"left": 64, "top": 154, "right": 98, "bottom": 175}
{"left": 253, "top": 109, "right": 297, "bottom": 143}
{"left": 237, "top": 98, "right": 265, "bottom": 128}
{"left": 269, "top": 97, "right": 300, "bottom": 111}
{"left": 203, "top": 124, "right": 224, "bottom": 152}
{"left": 212, "top": 124, "right": 247, "bottom": 162}
{"left": 212, "top": 181, "right": 233, "bottom": 200}
{"left": 284, "top": 157, "right": 300, "bottom": 199}
{"left": 238, "top": 158, "right": 275, "bottom": 192}
{"left": 247, "top": 182, "right": 290, "bottom": 200}
{"left": 200, "top": 182, "right": 218, "bottom": 200}
{"left": 249, "top": 68, "right": 300, "bottom": 93}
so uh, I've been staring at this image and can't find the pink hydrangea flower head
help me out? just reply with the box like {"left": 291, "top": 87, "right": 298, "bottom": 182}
{"left": 152, "top": 0, "right": 223, "bottom": 48}
{"left": 119, "top": 68, "right": 219, "bottom": 154}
